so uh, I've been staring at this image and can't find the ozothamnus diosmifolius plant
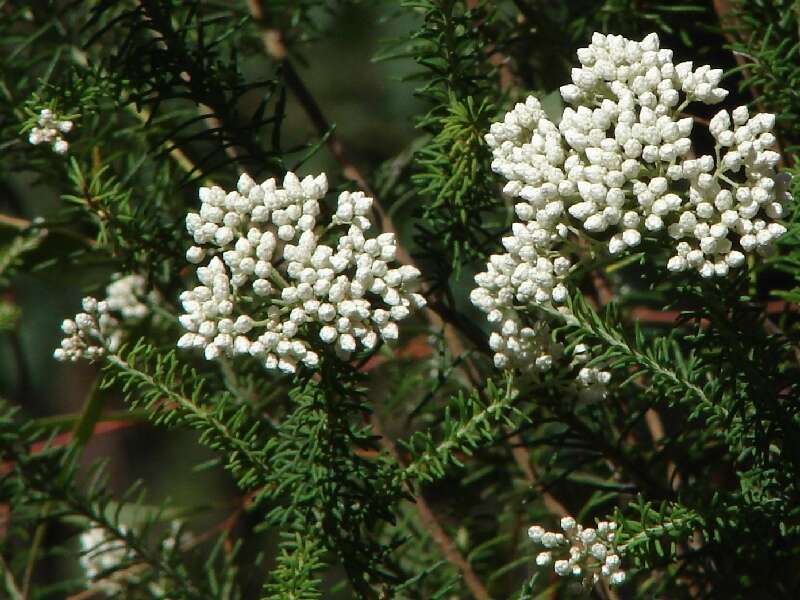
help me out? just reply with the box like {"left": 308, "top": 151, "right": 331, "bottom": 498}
{"left": 2, "top": 2, "right": 800, "bottom": 599}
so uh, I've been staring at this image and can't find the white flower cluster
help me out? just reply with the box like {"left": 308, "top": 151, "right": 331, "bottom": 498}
{"left": 473, "top": 31, "right": 792, "bottom": 370}
{"left": 28, "top": 108, "right": 72, "bottom": 154}
{"left": 178, "top": 172, "right": 426, "bottom": 374}
{"left": 54, "top": 297, "right": 122, "bottom": 362}
{"left": 470, "top": 250, "right": 571, "bottom": 371}
{"left": 79, "top": 526, "right": 132, "bottom": 595}
{"left": 54, "top": 274, "right": 152, "bottom": 362}
{"left": 573, "top": 343, "right": 611, "bottom": 401}
{"left": 529, "top": 516, "right": 626, "bottom": 588}
{"left": 105, "top": 273, "right": 151, "bottom": 320}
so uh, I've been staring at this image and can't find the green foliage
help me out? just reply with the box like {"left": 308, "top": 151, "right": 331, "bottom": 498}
{"left": 0, "top": 228, "right": 47, "bottom": 285}
{"left": 401, "top": 376, "right": 518, "bottom": 484}
{"left": 3, "top": 2, "right": 800, "bottom": 600}
{"left": 390, "top": 0, "right": 509, "bottom": 274}
{"left": 0, "top": 401, "right": 233, "bottom": 599}
{"left": 84, "top": 0, "right": 285, "bottom": 179}
{"left": 260, "top": 373, "right": 406, "bottom": 597}
{"left": 103, "top": 341, "right": 273, "bottom": 496}
{"left": 262, "top": 531, "right": 325, "bottom": 600}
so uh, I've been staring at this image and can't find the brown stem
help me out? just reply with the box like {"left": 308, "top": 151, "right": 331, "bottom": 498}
{"left": 507, "top": 431, "right": 569, "bottom": 517}
{"left": 593, "top": 271, "right": 679, "bottom": 491}
{"left": 137, "top": 0, "right": 266, "bottom": 171}
{"left": 370, "top": 414, "right": 493, "bottom": 600}
{"left": 129, "top": 105, "right": 222, "bottom": 185}
{"left": 0, "top": 213, "right": 30, "bottom": 230}
{"left": 712, "top": 0, "right": 749, "bottom": 67}
{"left": 65, "top": 564, "right": 149, "bottom": 600}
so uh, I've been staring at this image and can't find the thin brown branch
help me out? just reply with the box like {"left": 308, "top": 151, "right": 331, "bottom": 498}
{"left": 130, "top": 105, "right": 221, "bottom": 184}
{"left": 370, "top": 414, "right": 493, "bottom": 600}
{"left": 470, "top": 0, "right": 570, "bottom": 520}
{"left": 65, "top": 564, "right": 149, "bottom": 600}
{"left": 246, "top": 3, "right": 373, "bottom": 193}
{"left": 0, "top": 213, "right": 30, "bottom": 230}
{"left": 712, "top": 0, "right": 749, "bottom": 68}
{"left": 591, "top": 270, "right": 679, "bottom": 491}
{"left": 507, "top": 431, "right": 569, "bottom": 517}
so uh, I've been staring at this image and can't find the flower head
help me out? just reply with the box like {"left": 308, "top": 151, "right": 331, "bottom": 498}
{"left": 528, "top": 517, "right": 625, "bottom": 589}
{"left": 54, "top": 274, "right": 153, "bottom": 362}
{"left": 178, "top": 172, "right": 425, "bottom": 373}
{"left": 28, "top": 108, "right": 73, "bottom": 154}
{"left": 472, "top": 32, "right": 791, "bottom": 374}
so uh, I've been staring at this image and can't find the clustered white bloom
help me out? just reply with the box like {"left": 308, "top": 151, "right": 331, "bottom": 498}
{"left": 105, "top": 273, "right": 151, "bottom": 320}
{"left": 79, "top": 526, "right": 132, "bottom": 595}
{"left": 572, "top": 342, "right": 612, "bottom": 401}
{"left": 54, "top": 296, "right": 122, "bottom": 361}
{"left": 28, "top": 108, "right": 73, "bottom": 154}
{"left": 472, "top": 31, "right": 792, "bottom": 370}
{"left": 54, "top": 274, "right": 152, "bottom": 362}
{"left": 178, "top": 172, "right": 426, "bottom": 374}
{"left": 529, "top": 516, "right": 626, "bottom": 588}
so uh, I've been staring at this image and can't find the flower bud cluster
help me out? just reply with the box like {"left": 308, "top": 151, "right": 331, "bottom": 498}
{"left": 28, "top": 108, "right": 72, "bottom": 154}
{"left": 528, "top": 516, "right": 626, "bottom": 588}
{"left": 665, "top": 106, "right": 789, "bottom": 275}
{"left": 79, "top": 527, "right": 132, "bottom": 594}
{"left": 573, "top": 343, "right": 612, "bottom": 401}
{"left": 178, "top": 172, "right": 425, "bottom": 374}
{"left": 105, "top": 274, "right": 151, "bottom": 320}
{"left": 470, "top": 250, "right": 570, "bottom": 371}
{"left": 54, "top": 296, "right": 122, "bottom": 361}
{"left": 54, "top": 275, "right": 152, "bottom": 362}
{"left": 473, "top": 31, "right": 792, "bottom": 371}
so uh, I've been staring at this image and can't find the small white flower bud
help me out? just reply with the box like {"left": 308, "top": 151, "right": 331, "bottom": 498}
{"left": 554, "top": 560, "right": 570, "bottom": 576}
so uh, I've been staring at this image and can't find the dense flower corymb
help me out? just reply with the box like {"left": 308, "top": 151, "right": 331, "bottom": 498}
{"left": 486, "top": 31, "right": 790, "bottom": 275}
{"left": 472, "top": 31, "right": 792, "bottom": 370}
{"left": 28, "top": 108, "right": 73, "bottom": 154}
{"left": 177, "top": 172, "right": 426, "bottom": 374}
{"left": 529, "top": 516, "right": 626, "bottom": 588}
{"left": 54, "top": 274, "right": 152, "bottom": 362}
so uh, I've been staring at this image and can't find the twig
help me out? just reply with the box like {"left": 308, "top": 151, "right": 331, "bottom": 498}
{"left": 471, "top": 0, "right": 574, "bottom": 522}
{"left": 0, "top": 553, "right": 24, "bottom": 600}
{"left": 0, "top": 213, "right": 30, "bottom": 230}
{"left": 592, "top": 271, "right": 678, "bottom": 491}
{"left": 128, "top": 105, "right": 219, "bottom": 185}
{"left": 245, "top": 3, "right": 373, "bottom": 195}
{"left": 136, "top": 0, "right": 266, "bottom": 171}
{"left": 66, "top": 563, "right": 149, "bottom": 600}
{"left": 370, "top": 414, "right": 493, "bottom": 600}
{"left": 712, "top": 0, "right": 750, "bottom": 69}
{"left": 21, "top": 502, "right": 52, "bottom": 598}
{"left": 507, "top": 432, "right": 569, "bottom": 517}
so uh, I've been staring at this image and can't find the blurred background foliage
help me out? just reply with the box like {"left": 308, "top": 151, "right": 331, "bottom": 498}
{"left": 2, "top": 0, "right": 800, "bottom": 599}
